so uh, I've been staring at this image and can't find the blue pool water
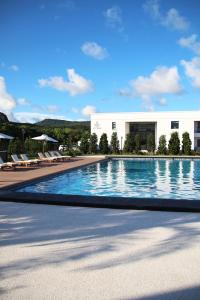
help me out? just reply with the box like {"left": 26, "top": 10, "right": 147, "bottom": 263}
{"left": 17, "top": 159, "right": 200, "bottom": 200}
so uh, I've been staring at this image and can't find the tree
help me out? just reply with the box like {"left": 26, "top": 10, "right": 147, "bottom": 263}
{"left": 182, "top": 132, "right": 192, "bottom": 155}
{"left": 110, "top": 132, "right": 119, "bottom": 154}
{"left": 8, "top": 137, "right": 24, "bottom": 156}
{"left": 123, "top": 133, "right": 135, "bottom": 153}
{"left": 134, "top": 134, "right": 141, "bottom": 153}
{"left": 147, "top": 133, "right": 155, "bottom": 153}
{"left": 53, "top": 128, "right": 66, "bottom": 143}
{"left": 168, "top": 132, "right": 180, "bottom": 155}
{"left": 157, "top": 135, "right": 167, "bottom": 154}
{"left": 89, "top": 133, "right": 98, "bottom": 154}
{"left": 99, "top": 133, "right": 109, "bottom": 154}
{"left": 79, "top": 132, "right": 90, "bottom": 154}
{"left": 24, "top": 138, "right": 43, "bottom": 156}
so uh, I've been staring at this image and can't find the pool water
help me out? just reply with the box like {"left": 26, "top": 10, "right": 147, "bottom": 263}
{"left": 17, "top": 159, "right": 200, "bottom": 200}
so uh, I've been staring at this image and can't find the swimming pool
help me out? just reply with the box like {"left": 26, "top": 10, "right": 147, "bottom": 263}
{"left": 16, "top": 158, "right": 200, "bottom": 200}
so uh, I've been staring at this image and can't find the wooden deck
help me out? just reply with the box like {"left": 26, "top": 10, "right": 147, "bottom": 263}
{"left": 0, "top": 157, "right": 105, "bottom": 189}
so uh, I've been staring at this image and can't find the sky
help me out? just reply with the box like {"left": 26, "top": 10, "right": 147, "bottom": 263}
{"left": 0, "top": 0, "right": 200, "bottom": 123}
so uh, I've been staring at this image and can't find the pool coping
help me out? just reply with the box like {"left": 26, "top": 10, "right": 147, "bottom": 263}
{"left": 0, "top": 156, "right": 200, "bottom": 213}
{"left": 106, "top": 155, "right": 200, "bottom": 160}
{"left": 0, "top": 190, "right": 200, "bottom": 213}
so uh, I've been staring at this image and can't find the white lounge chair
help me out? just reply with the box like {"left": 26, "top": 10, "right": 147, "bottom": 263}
{"left": 20, "top": 154, "right": 41, "bottom": 165}
{"left": 38, "top": 152, "right": 55, "bottom": 162}
{"left": 44, "top": 152, "right": 60, "bottom": 161}
{"left": 53, "top": 151, "right": 71, "bottom": 160}
{"left": 48, "top": 151, "right": 65, "bottom": 161}
{"left": 0, "top": 156, "right": 17, "bottom": 170}
{"left": 11, "top": 154, "right": 33, "bottom": 167}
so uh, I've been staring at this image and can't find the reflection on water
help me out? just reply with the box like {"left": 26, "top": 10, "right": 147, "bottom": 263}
{"left": 17, "top": 159, "right": 200, "bottom": 200}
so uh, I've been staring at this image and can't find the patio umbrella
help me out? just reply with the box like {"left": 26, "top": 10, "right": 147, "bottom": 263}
{"left": 0, "top": 133, "right": 14, "bottom": 160}
{"left": 0, "top": 133, "right": 14, "bottom": 140}
{"left": 32, "top": 134, "right": 58, "bottom": 152}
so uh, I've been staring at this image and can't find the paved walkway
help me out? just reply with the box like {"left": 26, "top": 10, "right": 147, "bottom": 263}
{"left": 0, "top": 157, "right": 105, "bottom": 189}
{"left": 0, "top": 202, "right": 200, "bottom": 300}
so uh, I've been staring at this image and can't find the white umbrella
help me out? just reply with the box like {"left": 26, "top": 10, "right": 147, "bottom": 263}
{"left": 0, "top": 133, "right": 14, "bottom": 160}
{"left": 32, "top": 134, "right": 58, "bottom": 142}
{"left": 0, "top": 133, "right": 14, "bottom": 140}
{"left": 32, "top": 134, "right": 58, "bottom": 152}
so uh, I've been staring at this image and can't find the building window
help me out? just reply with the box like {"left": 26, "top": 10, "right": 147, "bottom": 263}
{"left": 197, "top": 139, "right": 200, "bottom": 148}
{"left": 197, "top": 122, "right": 200, "bottom": 133}
{"left": 112, "top": 122, "right": 116, "bottom": 130}
{"left": 171, "top": 121, "right": 179, "bottom": 129}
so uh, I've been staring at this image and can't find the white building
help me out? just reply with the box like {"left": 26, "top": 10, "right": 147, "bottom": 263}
{"left": 91, "top": 111, "right": 200, "bottom": 150}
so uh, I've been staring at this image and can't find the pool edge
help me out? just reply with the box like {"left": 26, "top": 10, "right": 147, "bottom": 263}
{"left": 0, "top": 191, "right": 200, "bottom": 213}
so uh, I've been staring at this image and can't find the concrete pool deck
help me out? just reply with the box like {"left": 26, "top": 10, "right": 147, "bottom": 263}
{"left": 0, "top": 201, "right": 200, "bottom": 300}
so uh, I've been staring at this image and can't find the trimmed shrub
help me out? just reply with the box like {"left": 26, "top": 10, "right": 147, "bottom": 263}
{"left": 123, "top": 133, "right": 135, "bottom": 153}
{"left": 157, "top": 135, "right": 167, "bottom": 155}
{"left": 134, "top": 134, "right": 141, "bottom": 153}
{"left": 99, "top": 133, "right": 109, "bottom": 154}
{"left": 168, "top": 132, "right": 180, "bottom": 155}
{"left": 110, "top": 132, "right": 120, "bottom": 154}
{"left": 80, "top": 132, "right": 90, "bottom": 154}
{"left": 147, "top": 133, "right": 155, "bottom": 153}
{"left": 89, "top": 133, "right": 98, "bottom": 154}
{"left": 182, "top": 132, "right": 192, "bottom": 155}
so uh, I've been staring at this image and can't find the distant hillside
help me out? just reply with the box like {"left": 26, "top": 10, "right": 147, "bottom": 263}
{"left": 36, "top": 119, "right": 90, "bottom": 130}
{"left": 0, "top": 112, "right": 9, "bottom": 123}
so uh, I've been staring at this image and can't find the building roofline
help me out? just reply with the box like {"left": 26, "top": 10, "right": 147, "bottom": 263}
{"left": 91, "top": 110, "right": 200, "bottom": 116}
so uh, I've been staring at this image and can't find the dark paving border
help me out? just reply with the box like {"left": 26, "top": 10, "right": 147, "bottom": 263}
{"left": 106, "top": 155, "right": 200, "bottom": 160}
{"left": 0, "top": 191, "right": 200, "bottom": 213}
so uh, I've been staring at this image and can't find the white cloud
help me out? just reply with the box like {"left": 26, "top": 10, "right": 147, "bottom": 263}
{"left": 38, "top": 68, "right": 93, "bottom": 96}
{"left": 181, "top": 57, "right": 200, "bottom": 89}
{"left": 17, "top": 98, "right": 31, "bottom": 106}
{"left": 81, "top": 42, "right": 108, "bottom": 60}
{"left": 161, "top": 8, "right": 189, "bottom": 31}
{"left": 144, "top": 0, "right": 189, "bottom": 31}
{"left": 0, "top": 62, "right": 19, "bottom": 72}
{"left": 119, "top": 66, "right": 182, "bottom": 111}
{"left": 103, "top": 6, "right": 124, "bottom": 32}
{"left": 82, "top": 105, "right": 97, "bottom": 117}
{"left": 9, "top": 65, "right": 19, "bottom": 72}
{"left": 132, "top": 66, "right": 182, "bottom": 97}
{"left": 0, "top": 76, "right": 16, "bottom": 114}
{"left": 178, "top": 34, "right": 200, "bottom": 55}
{"left": 14, "top": 112, "right": 68, "bottom": 124}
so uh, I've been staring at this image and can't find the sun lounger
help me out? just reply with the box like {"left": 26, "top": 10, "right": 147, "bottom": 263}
{"left": 53, "top": 151, "right": 71, "bottom": 160}
{"left": 0, "top": 156, "right": 17, "bottom": 170}
{"left": 11, "top": 154, "right": 33, "bottom": 167}
{"left": 48, "top": 151, "right": 65, "bottom": 161}
{"left": 20, "top": 154, "right": 41, "bottom": 164}
{"left": 38, "top": 152, "right": 56, "bottom": 162}
{"left": 44, "top": 152, "right": 61, "bottom": 161}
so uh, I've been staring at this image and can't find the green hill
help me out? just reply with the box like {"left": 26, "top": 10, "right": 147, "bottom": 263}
{"left": 36, "top": 119, "right": 90, "bottom": 130}
{"left": 0, "top": 113, "right": 91, "bottom": 144}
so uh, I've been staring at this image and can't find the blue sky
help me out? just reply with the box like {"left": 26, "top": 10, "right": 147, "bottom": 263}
{"left": 0, "top": 0, "right": 200, "bottom": 123}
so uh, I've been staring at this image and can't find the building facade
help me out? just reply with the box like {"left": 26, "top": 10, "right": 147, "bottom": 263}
{"left": 91, "top": 111, "right": 200, "bottom": 150}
